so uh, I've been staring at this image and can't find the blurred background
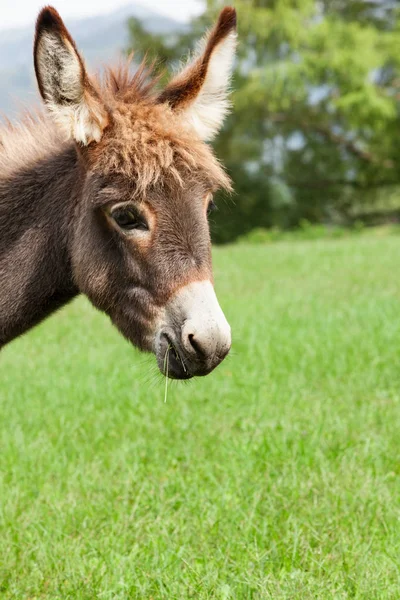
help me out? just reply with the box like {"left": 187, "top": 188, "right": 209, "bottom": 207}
{"left": 3, "top": 4, "right": 400, "bottom": 596}
{"left": 1, "top": 0, "right": 400, "bottom": 243}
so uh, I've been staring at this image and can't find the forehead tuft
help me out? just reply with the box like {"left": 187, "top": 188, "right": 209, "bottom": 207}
{"left": 88, "top": 96, "right": 231, "bottom": 195}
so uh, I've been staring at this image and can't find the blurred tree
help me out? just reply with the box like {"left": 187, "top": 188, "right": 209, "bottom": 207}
{"left": 127, "top": 0, "right": 400, "bottom": 242}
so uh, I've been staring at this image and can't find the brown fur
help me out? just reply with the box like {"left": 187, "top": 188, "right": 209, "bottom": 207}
{"left": 0, "top": 6, "right": 236, "bottom": 360}
{"left": 88, "top": 87, "right": 232, "bottom": 195}
{"left": 34, "top": 6, "right": 84, "bottom": 100}
{"left": 159, "top": 7, "right": 237, "bottom": 109}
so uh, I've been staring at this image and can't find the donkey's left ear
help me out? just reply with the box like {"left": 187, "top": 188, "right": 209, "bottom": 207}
{"left": 158, "top": 7, "right": 237, "bottom": 141}
{"left": 34, "top": 6, "right": 108, "bottom": 145}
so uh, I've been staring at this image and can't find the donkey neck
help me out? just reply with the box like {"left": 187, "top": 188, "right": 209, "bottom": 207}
{"left": 0, "top": 145, "right": 81, "bottom": 347}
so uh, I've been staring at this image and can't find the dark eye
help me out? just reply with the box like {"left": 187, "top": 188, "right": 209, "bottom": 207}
{"left": 207, "top": 199, "right": 217, "bottom": 216}
{"left": 111, "top": 207, "right": 148, "bottom": 232}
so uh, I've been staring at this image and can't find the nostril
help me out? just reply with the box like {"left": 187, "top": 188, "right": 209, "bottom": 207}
{"left": 187, "top": 332, "right": 207, "bottom": 358}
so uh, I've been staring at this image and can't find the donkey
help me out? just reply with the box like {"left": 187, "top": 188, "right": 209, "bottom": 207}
{"left": 0, "top": 6, "right": 237, "bottom": 379}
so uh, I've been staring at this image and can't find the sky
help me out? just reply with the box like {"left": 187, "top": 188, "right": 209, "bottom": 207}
{"left": 0, "top": 0, "right": 203, "bottom": 30}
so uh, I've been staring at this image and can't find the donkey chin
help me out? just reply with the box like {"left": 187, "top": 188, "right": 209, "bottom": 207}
{"left": 154, "top": 281, "right": 232, "bottom": 380}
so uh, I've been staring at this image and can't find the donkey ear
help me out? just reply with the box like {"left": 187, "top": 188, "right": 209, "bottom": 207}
{"left": 158, "top": 7, "right": 237, "bottom": 141}
{"left": 34, "top": 6, "right": 108, "bottom": 145}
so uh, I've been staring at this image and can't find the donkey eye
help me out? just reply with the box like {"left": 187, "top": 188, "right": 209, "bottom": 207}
{"left": 111, "top": 207, "right": 148, "bottom": 232}
{"left": 207, "top": 199, "right": 217, "bottom": 216}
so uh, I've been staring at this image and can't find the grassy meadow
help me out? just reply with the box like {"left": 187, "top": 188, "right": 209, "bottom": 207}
{"left": 1, "top": 234, "right": 400, "bottom": 598}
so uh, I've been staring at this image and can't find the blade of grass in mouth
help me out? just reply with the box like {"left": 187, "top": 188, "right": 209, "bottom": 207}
{"left": 164, "top": 345, "right": 171, "bottom": 403}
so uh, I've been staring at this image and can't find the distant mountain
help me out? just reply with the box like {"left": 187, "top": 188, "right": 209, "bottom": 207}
{"left": 0, "top": 4, "right": 183, "bottom": 116}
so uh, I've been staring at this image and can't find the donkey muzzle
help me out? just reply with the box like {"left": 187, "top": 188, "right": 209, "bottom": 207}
{"left": 155, "top": 280, "right": 231, "bottom": 379}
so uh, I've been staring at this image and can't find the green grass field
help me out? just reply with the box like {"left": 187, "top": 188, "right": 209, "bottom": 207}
{"left": 1, "top": 235, "right": 400, "bottom": 599}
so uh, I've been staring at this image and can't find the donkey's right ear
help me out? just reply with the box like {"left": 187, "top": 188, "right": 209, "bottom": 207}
{"left": 34, "top": 6, "right": 108, "bottom": 145}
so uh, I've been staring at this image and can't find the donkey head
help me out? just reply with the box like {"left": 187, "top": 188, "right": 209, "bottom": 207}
{"left": 33, "top": 6, "right": 237, "bottom": 379}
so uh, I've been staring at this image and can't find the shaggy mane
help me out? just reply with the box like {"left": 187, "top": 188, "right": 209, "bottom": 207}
{"left": 0, "top": 58, "right": 231, "bottom": 194}
{"left": 100, "top": 58, "right": 161, "bottom": 104}
{"left": 0, "top": 111, "right": 64, "bottom": 179}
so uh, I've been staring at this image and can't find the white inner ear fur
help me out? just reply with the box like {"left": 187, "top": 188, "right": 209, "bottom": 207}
{"left": 180, "top": 29, "right": 237, "bottom": 141}
{"left": 36, "top": 32, "right": 106, "bottom": 145}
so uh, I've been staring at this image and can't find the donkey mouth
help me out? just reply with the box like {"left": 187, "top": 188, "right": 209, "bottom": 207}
{"left": 156, "top": 332, "right": 193, "bottom": 380}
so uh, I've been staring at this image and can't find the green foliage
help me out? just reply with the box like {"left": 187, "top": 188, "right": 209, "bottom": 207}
{"left": 238, "top": 222, "right": 350, "bottom": 243}
{"left": 238, "top": 221, "right": 400, "bottom": 243}
{"left": 126, "top": 1, "right": 400, "bottom": 242}
{"left": 2, "top": 237, "right": 400, "bottom": 597}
